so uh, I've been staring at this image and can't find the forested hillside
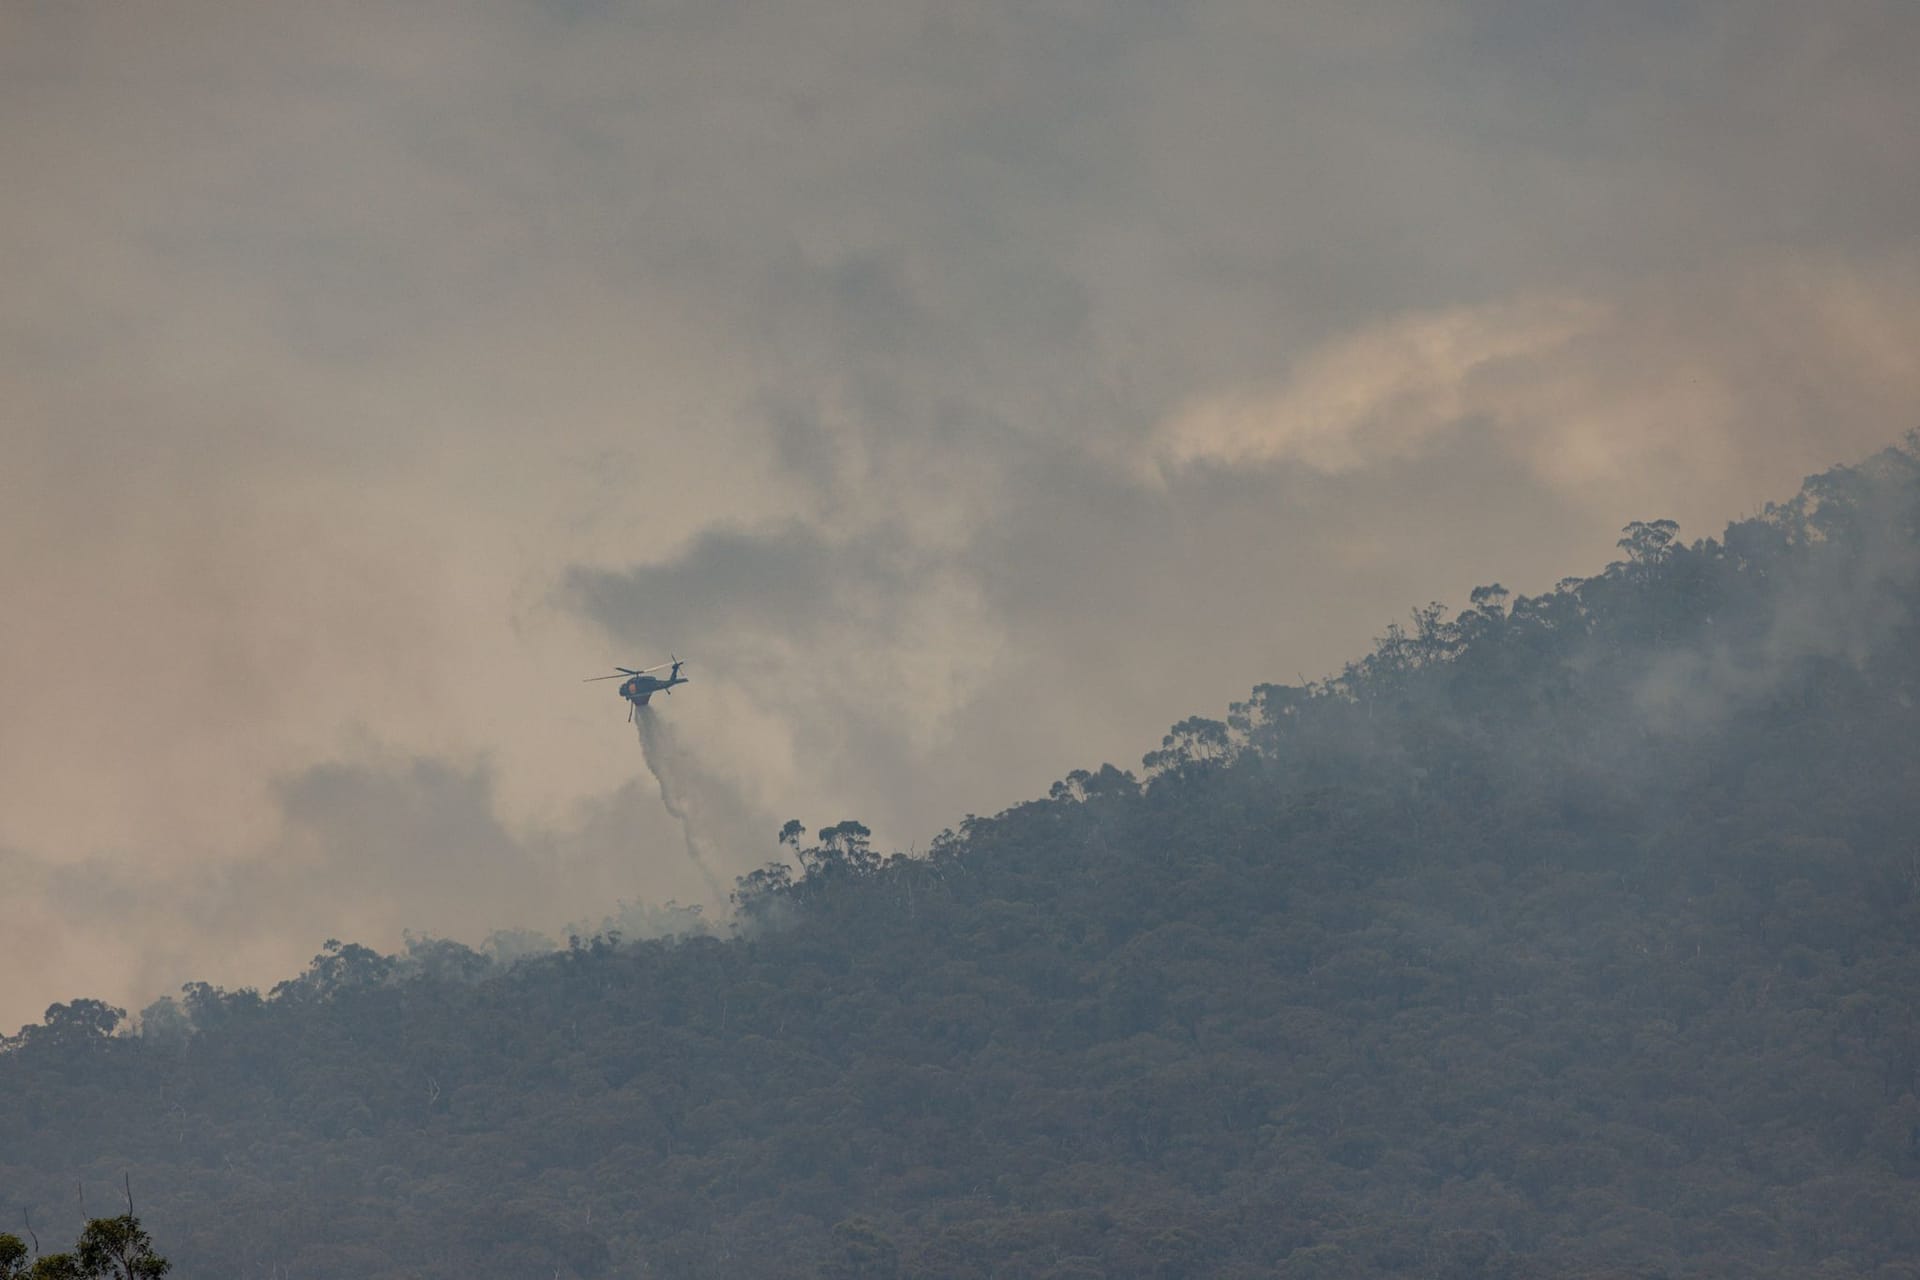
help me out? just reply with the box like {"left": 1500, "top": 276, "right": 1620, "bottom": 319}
{"left": 6, "top": 439, "right": 1920, "bottom": 1278}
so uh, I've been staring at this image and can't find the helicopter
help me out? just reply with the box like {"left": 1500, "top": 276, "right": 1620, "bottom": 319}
{"left": 584, "top": 657, "right": 689, "bottom": 719}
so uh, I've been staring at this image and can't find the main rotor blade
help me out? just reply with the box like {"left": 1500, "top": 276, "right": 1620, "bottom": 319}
{"left": 583, "top": 673, "right": 628, "bottom": 681}
{"left": 638, "top": 662, "right": 672, "bottom": 673}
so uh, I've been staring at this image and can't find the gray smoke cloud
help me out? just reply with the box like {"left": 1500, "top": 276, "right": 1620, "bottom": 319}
{"left": 5, "top": 0, "right": 1920, "bottom": 1031}
{"left": 0, "top": 748, "right": 739, "bottom": 1031}
{"left": 1631, "top": 448, "right": 1920, "bottom": 734}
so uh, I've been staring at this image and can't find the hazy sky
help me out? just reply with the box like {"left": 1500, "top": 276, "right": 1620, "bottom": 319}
{"left": 4, "top": 0, "right": 1918, "bottom": 1032}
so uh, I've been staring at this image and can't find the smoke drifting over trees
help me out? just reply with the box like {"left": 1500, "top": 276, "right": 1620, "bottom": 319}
{"left": 6, "top": 441, "right": 1920, "bottom": 1276}
{"left": 9, "top": 0, "right": 1920, "bottom": 1037}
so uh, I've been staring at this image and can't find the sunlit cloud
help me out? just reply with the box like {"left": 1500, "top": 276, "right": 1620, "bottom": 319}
{"left": 1145, "top": 296, "right": 1606, "bottom": 477}
{"left": 1145, "top": 256, "right": 1920, "bottom": 504}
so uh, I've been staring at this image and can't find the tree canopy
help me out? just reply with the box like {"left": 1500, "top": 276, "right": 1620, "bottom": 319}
{"left": 0, "top": 1215, "right": 168, "bottom": 1280}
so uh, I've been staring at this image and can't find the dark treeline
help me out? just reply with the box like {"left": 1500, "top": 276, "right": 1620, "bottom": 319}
{"left": 5, "top": 438, "right": 1920, "bottom": 1277}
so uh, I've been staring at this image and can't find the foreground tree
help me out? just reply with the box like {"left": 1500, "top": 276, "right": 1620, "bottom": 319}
{"left": 0, "top": 1217, "right": 168, "bottom": 1280}
{"left": 76, "top": 1217, "right": 168, "bottom": 1280}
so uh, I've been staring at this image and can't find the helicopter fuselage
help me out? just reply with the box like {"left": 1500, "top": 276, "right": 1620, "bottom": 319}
{"left": 618, "top": 672, "right": 687, "bottom": 707}
{"left": 586, "top": 657, "right": 689, "bottom": 718}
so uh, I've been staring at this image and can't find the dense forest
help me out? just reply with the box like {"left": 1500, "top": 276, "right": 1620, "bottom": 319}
{"left": 6, "top": 438, "right": 1920, "bottom": 1278}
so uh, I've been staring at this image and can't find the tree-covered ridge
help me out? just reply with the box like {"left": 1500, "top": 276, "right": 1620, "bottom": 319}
{"left": 1152, "top": 437, "right": 1920, "bottom": 784}
{"left": 4, "top": 437, "right": 1920, "bottom": 1278}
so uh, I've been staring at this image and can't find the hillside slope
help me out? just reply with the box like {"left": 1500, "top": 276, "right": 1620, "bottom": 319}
{"left": 5, "top": 439, "right": 1920, "bottom": 1279}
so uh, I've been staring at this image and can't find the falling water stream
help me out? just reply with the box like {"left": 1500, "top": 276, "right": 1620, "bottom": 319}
{"left": 633, "top": 706, "right": 726, "bottom": 901}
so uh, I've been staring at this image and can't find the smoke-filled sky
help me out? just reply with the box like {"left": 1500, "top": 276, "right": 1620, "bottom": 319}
{"left": 4, "top": 0, "right": 1918, "bottom": 1033}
